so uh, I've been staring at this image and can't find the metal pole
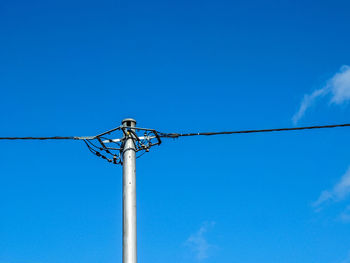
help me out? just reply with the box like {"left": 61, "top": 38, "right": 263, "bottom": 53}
{"left": 122, "top": 118, "right": 137, "bottom": 263}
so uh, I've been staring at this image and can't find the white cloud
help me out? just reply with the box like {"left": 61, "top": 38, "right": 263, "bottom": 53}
{"left": 185, "top": 221, "right": 215, "bottom": 261}
{"left": 330, "top": 65, "right": 350, "bottom": 104}
{"left": 339, "top": 206, "right": 350, "bottom": 223}
{"left": 292, "top": 87, "right": 329, "bottom": 124}
{"left": 312, "top": 167, "right": 350, "bottom": 209}
{"left": 312, "top": 190, "right": 333, "bottom": 209}
{"left": 340, "top": 252, "right": 350, "bottom": 263}
{"left": 292, "top": 65, "right": 350, "bottom": 124}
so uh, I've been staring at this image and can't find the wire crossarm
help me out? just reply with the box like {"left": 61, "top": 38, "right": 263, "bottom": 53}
{"left": 83, "top": 125, "right": 161, "bottom": 165}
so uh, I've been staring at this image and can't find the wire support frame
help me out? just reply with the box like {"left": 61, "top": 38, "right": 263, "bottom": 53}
{"left": 83, "top": 125, "right": 162, "bottom": 165}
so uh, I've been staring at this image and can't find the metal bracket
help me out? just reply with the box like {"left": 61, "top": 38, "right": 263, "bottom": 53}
{"left": 83, "top": 125, "right": 161, "bottom": 164}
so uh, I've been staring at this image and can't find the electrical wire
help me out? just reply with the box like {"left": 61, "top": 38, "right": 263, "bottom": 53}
{"left": 0, "top": 136, "right": 79, "bottom": 140}
{"left": 1, "top": 123, "right": 350, "bottom": 165}
{"left": 159, "top": 123, "right": 350, "bottom": 138}
{"left": 1, "top": 123, "right": 350, "bottom": 141}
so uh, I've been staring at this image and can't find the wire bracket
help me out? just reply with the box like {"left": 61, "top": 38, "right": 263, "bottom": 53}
{"left": 83, "top": 125, "right": 161, "bottom": 165}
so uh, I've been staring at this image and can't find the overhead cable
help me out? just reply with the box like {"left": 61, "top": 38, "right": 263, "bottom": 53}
{"left": 0, "top": 136, "right": 80, "bottom": 140}
{"left": 1, "top": 123, "right": 350, "bottom": 141}
{"left": 159, "top": 123, "right": 350, "bottom": 138}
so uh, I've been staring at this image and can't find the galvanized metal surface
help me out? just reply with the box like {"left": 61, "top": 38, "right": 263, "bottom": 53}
{"left": 122, "top": 118, "right": 137, "bottom": 263}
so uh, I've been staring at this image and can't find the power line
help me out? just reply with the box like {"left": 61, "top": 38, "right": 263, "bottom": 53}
{"left": 159, "top": 123, "right": 350, "bottom": 138}
{"left": 1, "top": 123, "right": 350, "bottom": 141}
{"left": 0, "top": 136, "right": 79, "bottom": 140}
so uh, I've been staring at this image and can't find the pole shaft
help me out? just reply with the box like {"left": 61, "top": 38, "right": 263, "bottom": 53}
{"left": 122, "top": 119, "right": 137, "bottom": 263}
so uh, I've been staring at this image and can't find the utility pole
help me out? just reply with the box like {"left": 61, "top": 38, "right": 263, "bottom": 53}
{"left": 121, "top": 118, "right": 137, "bottom": 263}
{"left": 69, "top": 118, "right": 161, "bottom": 262}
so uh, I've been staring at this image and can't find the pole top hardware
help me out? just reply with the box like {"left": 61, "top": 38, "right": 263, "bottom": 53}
{"left": 82, "top": 119, "right": 161, "bottom": 165}
{"left": 122, "top": 118, "right": 137, "bottom": 127}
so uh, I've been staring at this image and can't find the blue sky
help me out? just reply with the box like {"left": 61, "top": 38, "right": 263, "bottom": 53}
{"left": 1, "top": 0, "right": 350, "bottom": 262}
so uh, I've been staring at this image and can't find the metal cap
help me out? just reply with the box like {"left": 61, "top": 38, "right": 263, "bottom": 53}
{"left": 122, "top": 118, "right": 137, "bottom": 127}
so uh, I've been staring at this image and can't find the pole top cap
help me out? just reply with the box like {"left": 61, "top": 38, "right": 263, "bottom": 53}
{"left": 122, "top": 118, "right": 137, "bottom": 127}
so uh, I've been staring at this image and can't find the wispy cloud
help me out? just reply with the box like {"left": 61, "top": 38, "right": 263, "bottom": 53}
{"left": 292, "top": 65, "right": 350, "bottom": 124}
{"left": 312, "top": 166, "right": 350, "bottom": 209}
{"left": 340, "top": 252, "right": 350, "bottom": 263}
{"left": 339, "top": 205, "right": 350, "bottom": 223}
{"left": 185, "top": 221, "right": 215, "bottom": 261}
